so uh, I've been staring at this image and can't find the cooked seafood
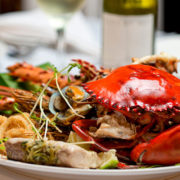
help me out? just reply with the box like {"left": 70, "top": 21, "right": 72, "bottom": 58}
{"left": 82, "top": 63, "right": 180, "bottom": 165}
{"left": 132, "top": 52, "right": 180, "bottom": 74}
{"left": 1, "top": 53, "right": 180, "bottom": 169}
{"left": 49, "top": 86, "right": 92, "bottom": 124}
{"left": 7, "top": 62, "right": 69, "bottom": 88}
{"left": 72, "top": 59, "right": 112, "bottom": 81}
{"left": 5, "top": 138, "right": 118, "bottom": 169}
{"left": 0, "top": 85, "right": 49, "bottom": 112}
{"left": 0, "top": 97, "right": 15, "bottom": 111}
{"left": 91, "top": 112, "right": 136, "bottom": 140}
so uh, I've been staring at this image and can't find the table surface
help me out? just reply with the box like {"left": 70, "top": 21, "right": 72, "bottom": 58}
{"left": 0, "top": 165, "right": 42, "bottom": 180}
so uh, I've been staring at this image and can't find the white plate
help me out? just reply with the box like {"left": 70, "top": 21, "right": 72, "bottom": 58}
{"left": 0, "top": 157, "right": 180, "bottom": 180}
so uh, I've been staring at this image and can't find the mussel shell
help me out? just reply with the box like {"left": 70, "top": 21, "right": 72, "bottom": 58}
{"left": 62, "top": 86, "right": 89, "bottom": 102}
{"left": 49, "top": 92, "right": 60, "bottom": 115}
{"left": 49, "top": 86, "right": 91, "bottom": 123}
{"left": 56, "top": 104, "right": 92, "bottom": 123}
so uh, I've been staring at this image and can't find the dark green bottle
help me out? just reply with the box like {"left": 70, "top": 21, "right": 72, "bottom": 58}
{"left": 103, "top": 0, "right": 158, "bottom": 68}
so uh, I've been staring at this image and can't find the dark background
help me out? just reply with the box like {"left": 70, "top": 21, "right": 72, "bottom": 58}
{"left": 163, "top": 0, "right": 180, "bottom": 33}
{"left": 0, "top": 0, "right": 179, "bottom": 33}
{"left": 0, "top": 0, "right": 22, "bottom": 13}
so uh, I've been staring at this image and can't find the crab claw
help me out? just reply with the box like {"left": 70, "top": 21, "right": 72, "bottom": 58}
{"left": 130, "top": 125, "right": 180, "bottom": 165}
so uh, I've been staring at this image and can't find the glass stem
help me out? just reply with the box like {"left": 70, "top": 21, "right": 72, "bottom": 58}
{"left": 55, "top": 28, "right": 65, "bottom": 52}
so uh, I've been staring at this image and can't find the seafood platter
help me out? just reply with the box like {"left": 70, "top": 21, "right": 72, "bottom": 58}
{"left": 0, "top": 52, "right": 180, "bottom": 179}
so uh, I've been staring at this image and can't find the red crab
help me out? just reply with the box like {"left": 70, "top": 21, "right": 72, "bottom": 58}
{"left": 73, "top": 64, "right": 180, "bottom": 165}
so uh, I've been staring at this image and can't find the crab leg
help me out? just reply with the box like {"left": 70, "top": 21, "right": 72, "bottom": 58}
{"left": 72, "top": 119, "right": 136, "bottom": 162}
{"left": 131, "top": 124, "right": 180, "bottom": 165}
{"left": 72, "top": 59, "right": 111, "bottom": 81}
{"left": 72, "top": 119, "right": 109, "bottom": 152}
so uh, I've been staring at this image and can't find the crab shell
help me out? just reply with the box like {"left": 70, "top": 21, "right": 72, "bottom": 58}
{"left": 83, "top": 64, "right": 180, "bottom": 114}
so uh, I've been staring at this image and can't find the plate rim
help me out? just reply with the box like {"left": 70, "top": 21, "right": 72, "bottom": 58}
{"left": 0, "top": 157, "right": 180, "bottom": 176}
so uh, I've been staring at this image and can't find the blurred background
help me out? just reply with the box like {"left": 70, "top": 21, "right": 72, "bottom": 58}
{"left": 1, "top": 0, "right": 178, "bottom": 32}
{"left": 0, "top": 0, "right": 179, "bottom": 71}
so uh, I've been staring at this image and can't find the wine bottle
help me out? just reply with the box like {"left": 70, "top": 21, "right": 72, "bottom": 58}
{"left": 103, "top": 0, "right": 157, "bottom": 68}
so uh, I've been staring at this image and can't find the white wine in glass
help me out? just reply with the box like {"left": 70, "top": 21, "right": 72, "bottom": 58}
{"left": 37, "top": 0, "right": 85, "bottom": 49}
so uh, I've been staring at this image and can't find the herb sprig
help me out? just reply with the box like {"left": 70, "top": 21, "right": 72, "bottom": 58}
{"left": 29, "top": 62, "right": 82, "bottom": 140}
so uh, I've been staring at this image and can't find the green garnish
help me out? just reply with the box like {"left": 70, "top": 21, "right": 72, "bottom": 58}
{"left": 66, "top": 63, "right": 82, "bottom": 83}
{"left": 29, "top": 63, "right": 83, "bottom": 137}
{"left": 30, "top": 113, "right": 41, "bottom": 121}
{"left": 55, "top": 73, "right": 84, "bottom": 119}
{"left": 0, "top": 146, "right": 5, "bottom": 150}
{"left": 139, "top": 165, "right": 162, "bottom": 169}
{"left": 30, "top": 113, "right": 46, "bottom": 122}
{"left": 23, "top": 140, "right": 57, "bottom": 164}
{"left": 0, "top": 62, "right": 51, "bottom": 91}
{"left": 8, "top": 62, "right": 82, "bottom": 141}
{"left": 0, "top": 137, "right": 8, "bottom": 144}
{"left": 0, "top": 137, "right": 9, "bottom": 150}
{"left": 0, "top": 110, "right": 13, "bottom": 115}
{"left": 21, "top": 81, "right": 42, "bottom": 92}
{"left": 38, "top": 62, "right": 52, "bottom": 70}
{"left": 175, "top": 163, "right": 180, "bottom": 166}
{"left": 54, "top": 63, "right": 84, "bottom": 119}
{"left": 99, "top": 150, "right": 119, "bottom": 169}
{"left": 29, "top": 76, "right": 55, "bottom": 118}
{"left": 0, "top": 73, "right": 23, "bottom": 89}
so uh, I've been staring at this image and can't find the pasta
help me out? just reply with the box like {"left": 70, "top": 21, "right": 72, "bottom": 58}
{"left": 0, "top": 113, "right": 35, "bottom": 139}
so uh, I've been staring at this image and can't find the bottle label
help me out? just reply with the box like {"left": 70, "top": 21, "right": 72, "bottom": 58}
{"left": 103, "top": 12, "right": 154, "bottom": 68}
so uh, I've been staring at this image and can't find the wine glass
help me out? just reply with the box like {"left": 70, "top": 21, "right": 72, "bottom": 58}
{"left": 36, "top": 0, "right": 85, "bottom": 51}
